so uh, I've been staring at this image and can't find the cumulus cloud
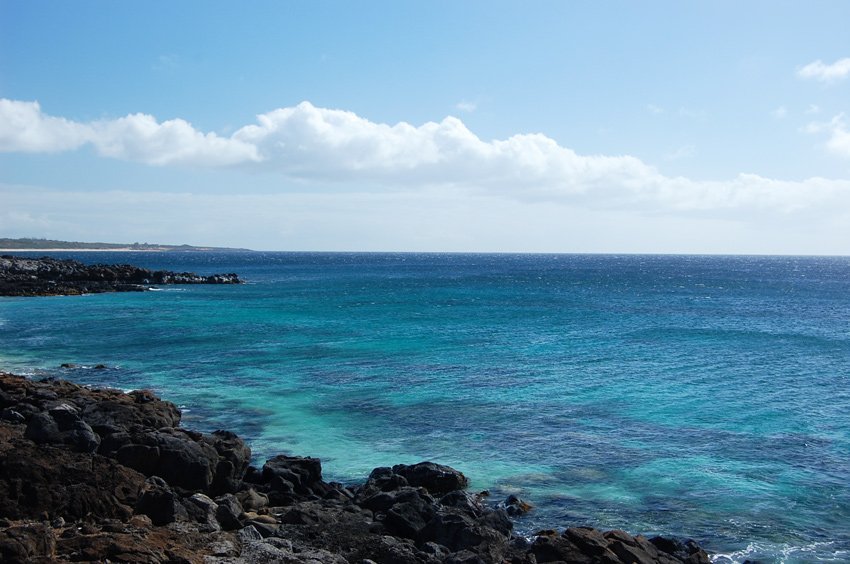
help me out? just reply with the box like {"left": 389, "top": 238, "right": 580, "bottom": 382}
{"left": 0, "top": 99, "right": 90, "bottom": 152}
{"left": 2, "top": 98, "right": 850, "bottom": 215}
{"left": 92, "top": 114, "right": 259, "bottom": 166}
{"left": 797, "top": 58, "right": 850, "bottom": 83}
{"left": 0, "top": 98, "right": 258, "bottom": 165}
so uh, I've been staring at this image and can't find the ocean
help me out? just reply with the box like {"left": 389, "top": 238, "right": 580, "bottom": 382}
{"left": 1, "top": 251, "right": 848, "bottom": 562}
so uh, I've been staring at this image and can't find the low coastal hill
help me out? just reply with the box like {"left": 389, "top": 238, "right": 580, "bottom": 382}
{"left": 0, "top": 372, "right": 711, "bottom": 563}
{"left": 0, "top": 255, "right": 241, "bottom": 296}
{"left": 0, "top": 238, "right": 251, "bottom": 252}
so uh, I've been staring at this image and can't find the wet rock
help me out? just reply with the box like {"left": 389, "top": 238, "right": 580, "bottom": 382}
{"left": 392, "top": 462, "right": 469, "bottom": 495}
{"left": 502, "top": 494, "right": 533, "bottom": 517}
{"left": 564, "top": 527, "right": 610, "bottom": 557}
{"left": 649, "top": 536, "right": 711, "bottom": 564}
{"left": 263, "top": 455, "right": 324, "bottom": 491}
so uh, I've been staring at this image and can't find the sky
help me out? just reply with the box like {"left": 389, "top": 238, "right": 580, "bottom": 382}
{"left": 2, "top": 1, "right": 850, "bottom": 254}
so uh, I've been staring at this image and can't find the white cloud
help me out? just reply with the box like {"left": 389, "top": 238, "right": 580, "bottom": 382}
{"left": 455, "top": 101, "right": 477, "bottom": 113}
{"left": 805, "top": 113, "right": 850, "bottom": 159}
{"left": 0, "top": 99, "right": 90, "bottom": 152}
{"left": 805, "top": 104, "right": 821, "bottom": 115}
{"left": 797, "top": 58, "right": 850, "bottom": 83}
{"left": 0, "top": 99, "right": 258, "bottom": 166}
{"left": 646, "top": 104, "right": 664, "bottom": 115}
{"left": 772, "top": 106, "right": 788, "bottom": 119}
{"left": 93, "top": 114, "right": 259, "bottom": 166}
{"left": 2, "top": 98, "right": 850, "bottom": 216}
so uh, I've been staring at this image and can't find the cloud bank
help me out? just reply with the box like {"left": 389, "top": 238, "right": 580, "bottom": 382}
{"left": 2, "top": 98, "right": 850, "bottom": 215}
{"left": 797, "top": 58, "right": 850, "bottom": 83}
{"left": 0, "top": 99, "right": 258, "bottom": 165}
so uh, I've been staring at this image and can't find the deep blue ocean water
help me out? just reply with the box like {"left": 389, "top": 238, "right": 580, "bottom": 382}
{"left": 1, "top": 251, "right": 849, "bottom": 562}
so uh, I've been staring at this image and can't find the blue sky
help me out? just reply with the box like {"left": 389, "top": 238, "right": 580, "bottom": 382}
{"left": 2, "top": 1, "right": 850, "bottom": 253}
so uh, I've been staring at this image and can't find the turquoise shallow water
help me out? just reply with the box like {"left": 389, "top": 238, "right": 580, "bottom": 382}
{"left": 2, "top": 252, "right": 849, "bottom": 562}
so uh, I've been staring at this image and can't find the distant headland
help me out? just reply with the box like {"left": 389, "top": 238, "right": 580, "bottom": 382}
{"left": 0, "top": 255, "right": 242, "bottom": 297}
{"left": 0, "top": 238, "right": 252, "bottom": 252}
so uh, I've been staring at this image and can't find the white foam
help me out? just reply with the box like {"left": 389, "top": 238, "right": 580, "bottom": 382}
{"left": 711, "top": 540, "right": 848, "bottom": 563}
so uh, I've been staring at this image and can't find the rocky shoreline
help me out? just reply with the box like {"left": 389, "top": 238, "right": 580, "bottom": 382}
{"left": 0, "top": 256, "right": 241, "bottom": 297}
{"left": 0, "top": 371, "right": 711, "bottom": 563}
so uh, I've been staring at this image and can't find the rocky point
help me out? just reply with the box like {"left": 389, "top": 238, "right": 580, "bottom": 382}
{"left": 0, "top": 255, "right": 241, "bottom": 297}
{"left": 0, "top": 372, "right": 712, "bottom": 563}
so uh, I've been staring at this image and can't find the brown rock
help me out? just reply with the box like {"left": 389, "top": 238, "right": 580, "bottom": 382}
{"left": 0, "top": 524, "right": 56, "bottom": 563}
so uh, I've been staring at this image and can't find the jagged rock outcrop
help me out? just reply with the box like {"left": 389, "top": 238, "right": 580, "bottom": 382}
{"left": 0, "top": 255, "right": 241, "bottom": 296}
{"left": 0, "top": 372, "right": 712, "bottom": 563}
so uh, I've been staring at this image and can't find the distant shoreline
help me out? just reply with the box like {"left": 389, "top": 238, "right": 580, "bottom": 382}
{"left": 0, "top": 247, "right": 250, "bottom": 253}
{"left": 0, "top": 238, "right": 252, "bottom": 253}
{"left": 0, "top": 248, "right": 167, "bottom": 252}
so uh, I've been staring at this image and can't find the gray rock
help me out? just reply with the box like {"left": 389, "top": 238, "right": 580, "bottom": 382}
{"left": 216, "top": 493, "right": 244, "bottom": 530}
{"left": 238, "top": 525, "right": 263, "bottom": 543}
{"left": 186, "top": 493, "right": 221, "bottom": 531}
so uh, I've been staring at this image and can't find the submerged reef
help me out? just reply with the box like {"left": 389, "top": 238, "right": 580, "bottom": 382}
{"left": 0, "top": 371, "right": 711, "bottom": 563}
{"left": 0, "top": 255, "right": 241, "bottom": 297}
